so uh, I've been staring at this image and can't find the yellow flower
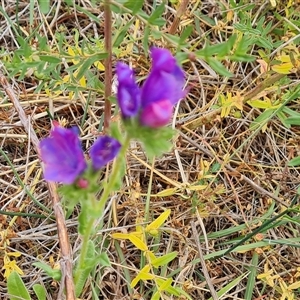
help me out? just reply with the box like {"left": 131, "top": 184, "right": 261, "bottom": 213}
{"left": 2, "top": 258, "right": 24, "bottom": 279}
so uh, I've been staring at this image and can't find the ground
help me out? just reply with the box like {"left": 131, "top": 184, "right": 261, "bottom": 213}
{"left": 1, "top": 1, "right": 300, "bottom": 299}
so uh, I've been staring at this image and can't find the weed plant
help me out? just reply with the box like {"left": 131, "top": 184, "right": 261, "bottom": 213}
{"left": 1, "top": 1, "right": 300, "bottom": 299}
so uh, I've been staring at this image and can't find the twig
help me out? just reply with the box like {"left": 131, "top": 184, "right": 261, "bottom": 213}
{"left": 191, "top": 221, "right": 218, "bottom": 300}
{"left": 0, "top": 70, "right": 75, "bottom": 300}
{"left": 179, "top": 130, "right": 289, "bottom": 208}
{"left": 168, "top": 0, "right": 189, "bottom": 35}
{"left": 103, "top": 0, "right": 112, "bottom": 131}
{"left": 184, "top": 72, "right": 286, "bottom": 129}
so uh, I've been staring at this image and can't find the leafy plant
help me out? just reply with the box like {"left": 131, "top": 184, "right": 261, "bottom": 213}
{"left": 112, "top": 210, "right": 191, "bottom": 300}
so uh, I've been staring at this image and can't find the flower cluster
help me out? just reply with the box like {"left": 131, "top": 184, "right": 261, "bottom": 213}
{"left": 39, "top": 124, "right": 121, "bottom": 185}
{"left": 39, "top": 48, "right": 185, "bottom": 184}
{"left": 117, "top": 47, "right": 185, "bottom": 128}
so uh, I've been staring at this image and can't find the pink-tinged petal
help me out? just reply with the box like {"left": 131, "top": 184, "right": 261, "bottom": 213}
{"left": 90, "top": 136, "right": 121, "bottom": 170}
{"left": 39, "top": 126, "right": 87, "bottom": 184}
{"left": 140, "top": 99, "right": 174, "bottom": 128}
{"left": 141, "top": 48, "right": 185, "bottom": 108}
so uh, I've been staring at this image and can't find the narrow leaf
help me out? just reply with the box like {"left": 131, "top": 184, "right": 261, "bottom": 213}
{"left": 288, "top": 156, "right": 300, "bottom": 167}
{"left": 272, "top": 62, "right": 293, "bottom": 74}
{"left": 285, "top": 117, "right": 300, "bottom": 125}
{"left": 249, "top": 109, "right": 274, "bottom": 131}
{"left": 208, "top": 272, "right": 249, "bottom": 300}
{"left": 33, "top": 262, "right": 61, "bottom": 281}
{"left": 151, "top": 252, "right": 178, "bottom": 268}
{"left": 155, "top": 188, "right": 177, "bottom": 197}
{"left": 39, "top": 55, "right": 61, "bottom": 64}
{"left": 148, "top": 3, "right": 165, "bottom": 24}
{"left": 206, "top": 57, "right": 232, "bottom": 77}
{"left": 128, "top": 234, "right": 148, "bottom": 251}
{"left": 96, "top": 252, "right": 111, "bottom": 267}
{"left": 112, "top": 232, "right": 142, "bottom": 239}
{"left": 146, "top": 209, "right": 171, "bottom": 233}
{"left": 130, "top": 265, "right": 155, "bottom": 288}
{"left": 124, "top": 0, "right": 143, "bottom": 14}
{"left": 245, "top": 252, "right": 258, "bottom": 300}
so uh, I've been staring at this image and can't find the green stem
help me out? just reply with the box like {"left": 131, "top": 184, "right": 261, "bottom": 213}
{"left": 103, "top": 0, "right": 112, "bottom": 131}
{"left": 73, "top": 133, "right": 130, "bottom": 294}
{"left": 97, "top": 133, "right": 131, "bottom": 213}
{"left": 73, "top": 217, "right": 94, "bottom": 289}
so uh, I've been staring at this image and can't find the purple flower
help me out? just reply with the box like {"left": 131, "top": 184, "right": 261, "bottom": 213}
{"left": 90, "top": 136, "right": 121, "bottom": 170}
{"left": 141, "top": 48, "right": 185, "bottom": 106}
{"left": 139, "top": 48, "right": 185, "bottom": 127}
{"left": 116, "top": 47, "right": 185, "bottom": 128}
{"left": 139, "top": 99, "right": 174, "bottom": 128}
{"left": 39, "top": 125, "right": 87, "bottom": 184}
{"left": 116, "top": 62, "right": 140, "bottom": 118}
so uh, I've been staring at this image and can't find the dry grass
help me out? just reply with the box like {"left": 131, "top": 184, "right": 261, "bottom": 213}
{"left": 1, "top": 0, "right": 300, "bottom": 299}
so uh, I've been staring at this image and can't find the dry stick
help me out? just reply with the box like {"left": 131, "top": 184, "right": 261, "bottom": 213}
{"left": 191, "top": 221, "right": 218, "bottom": 300}
{"left": 0, "top": 71, "right": 76, "bottom": 300}
{"left": 184, "top": 72, "right": 286, "bottom": 129}
{"left": 103, "top": 0, "right": 112, "bottom": 132}
{"left": 168, "top": 0, "right": 189, "bottom": 35}
{"left": 179, "top": 130, "right": 289, "bottom": 208}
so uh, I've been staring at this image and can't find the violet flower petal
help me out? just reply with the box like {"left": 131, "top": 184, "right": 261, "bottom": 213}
{"left": 40, "top": 126, "right": 87, "bottom": 184}
{"left": 139, "top": 99, "right": 174, "bottom": 128}
{"left": 90, "top": 136, "right": 121, "bottom": 170}
{"left": 141, "top": 48, "right": 185, "bottom": 107}
{"left": 116, "top": 62, "right": 140, "bottom": 118}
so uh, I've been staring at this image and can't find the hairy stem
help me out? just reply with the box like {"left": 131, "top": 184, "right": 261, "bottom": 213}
{"left": 104, "top": 0, "right": 112, "bottom": 132}
{"left": 97, "top": 134, "right": 130, "bottom": 214}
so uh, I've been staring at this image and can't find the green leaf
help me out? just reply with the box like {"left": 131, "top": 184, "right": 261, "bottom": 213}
{"left": 151, "top": 252, "right": 178, "bottom": 268}
{"left": 257, "top": 37, "right": 273, "bottom": 50}
{"left": 208, "top": 272, "right": 249, "bottom": 300}
{"left": 38, "top": 0, "right": 50, "bottom": 14}
{"left": 179, "top": 25, "right": 193, "bottom": 45}
{"left": 113, "top": 19, "right": 135, "bottom": 47}
{"left": 33, "top": 284, "right": 46, "bottom": 300}
{"left": 285, "top": 117, "right": 300, "bottom": 125}
{"left": 244, "top": 252, "right": 258, "bottom": 300}
{"left": 78, "top": 208, "right": 90, "bottom": 235}
{"left": 124, "top": 119, "right": 176, "bottom": 158}
{"left": 155, "top": 278, "right": 182, "bottom": 297}
{"left": 139, "top": 127, "right": 175, "bottom": 159}
{"left": 75, "top": 53, "right": 108, "bottom": 80}
{"left": 39, "top": 55, "right": 61, "bottom": 64}
{"left": 7, "top": 271, "right": 30, "bottom": 300}
{"left": 33, "top": 262, "right": 62, "bottom": 281}
{"left": 75, "top": 240, "right": 96, "bottom": 297}
{"left": 206, "top": 57, "right": 232, "bottom": 77}
{"left": 233, "top": 35, "right": 255, "bottom": 57}
{"left": 288, "top": 156, "right": 300, "bottom": 167}
{"left": 229, "top": 54, "right": 255, "bottom": 62}
{"left": 96, "top": 252, "right": 111, "bottom": 267}
{"left": 233, "top": 23, "right": 248, "bottom": 32}
{"left": 143, "top": 26, "right": 150, "bottom": 55}
{"left": 164, "top": 33, "right": 182, "bottom": 46}
{"left": 16, "top": 36, "right": 32, "bottom": 58}
{"left": 75, "top": 5, "right": 101, "bottom": 24}
{"left": 148, "top": 3, "right": 165, "bottom": 25}
{"left": 276, "top": 111, "right": 290, "bottom": 128}
{"left": 282, "top": 106, "right": 300, "bottom": 118}
{"left": 249, "top": 109, "right": 274, "bottom": 131}
{"left": 124, "top": 0, "right": 143, "bottom": 14}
